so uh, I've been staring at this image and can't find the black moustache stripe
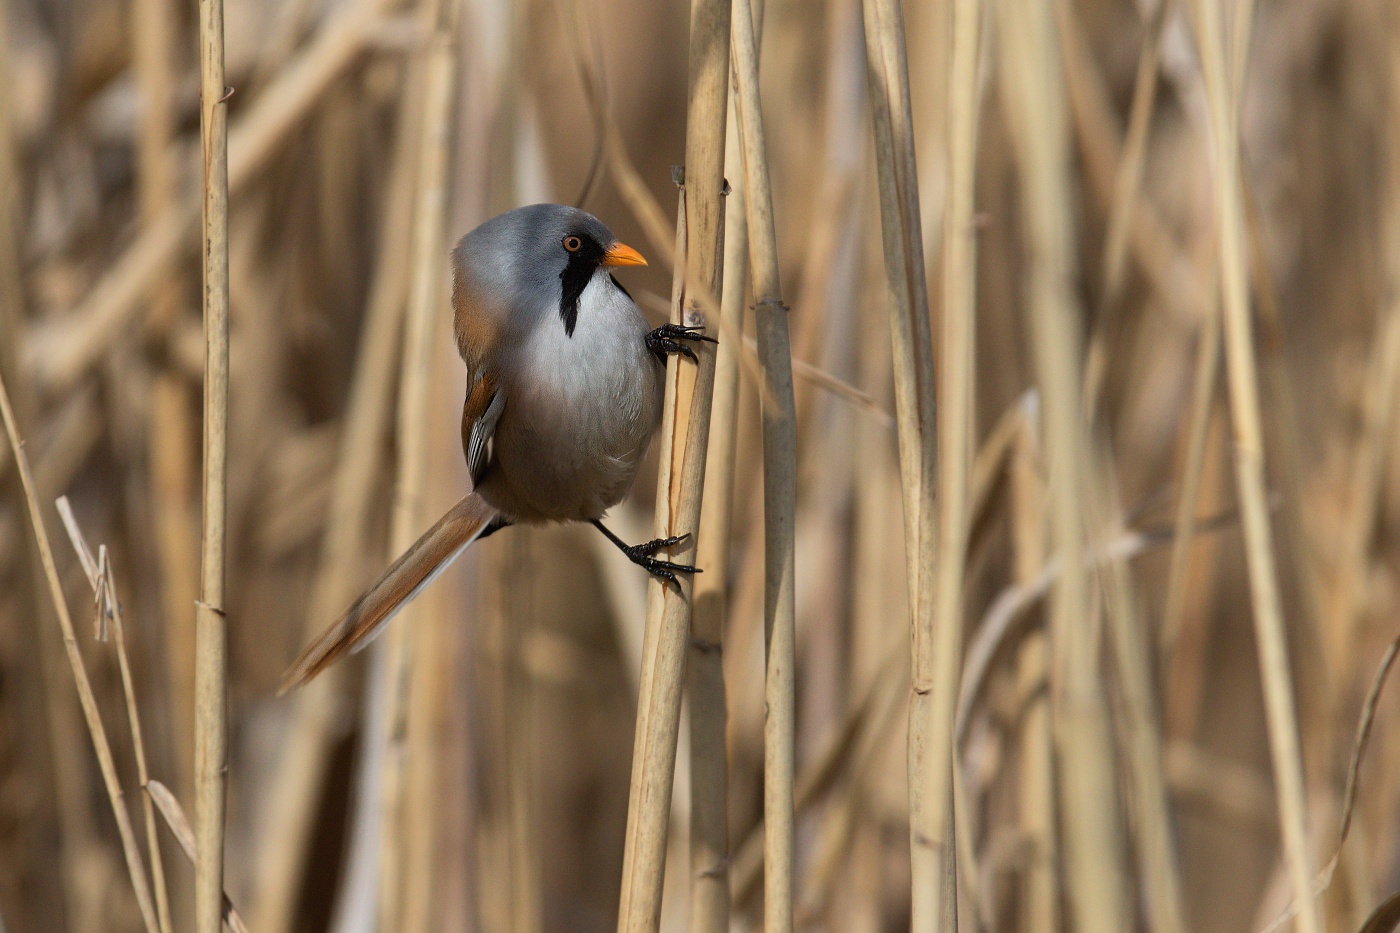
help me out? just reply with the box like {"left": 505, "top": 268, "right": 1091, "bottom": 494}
{"left": 559, "top": 234, "right": 606, "bottom": 337}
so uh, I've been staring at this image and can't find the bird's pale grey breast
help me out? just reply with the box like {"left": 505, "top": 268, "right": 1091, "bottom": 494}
{"left": 451, "top": 204, "right": 663, "bottom": 523}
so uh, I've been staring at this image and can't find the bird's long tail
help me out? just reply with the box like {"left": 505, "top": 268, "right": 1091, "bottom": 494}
{"left": 278, "top": 493, "right": 498, "bottom": 693}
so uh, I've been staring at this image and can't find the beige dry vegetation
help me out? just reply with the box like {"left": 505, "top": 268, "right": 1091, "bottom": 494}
{"left": 3, "top": 0, "right": 1400, "bottom": 930}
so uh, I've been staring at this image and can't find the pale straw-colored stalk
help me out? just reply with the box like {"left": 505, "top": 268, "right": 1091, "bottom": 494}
{"left": 55, "top": 500, "right": 172, "bottom": 933}
{"left": 996, "top": 0, "right": 1128, "bottom": 929}
{"left": 1194, "top": 0, "right": 1321, "bottom": 928}
{"left": 250, "top": 35, "right": 424, "bottom": 933}
{"left": 372, "top": 1, "right": 457, "bottom": 926}
{"left": 730, "top": 0, "right": 798, "bottom": 926}
{"left": 926, "top": 0, "right": 981, "bottom": 920}
{"left": 0, "top": 374, "right": 160, "bottom": 933}
{"left": 1009, "top": 412, "right": 1058, "bottom": 933}
{"left": 615, "top": 0, "right": 730, "bottom": 924}
{"left": 858, "top": 0, "right": 941, "bottom": 926}
{"left": 194, "top": 0, "right": 231, "bottom": 925}
{"left": 686, "top": 102, "right": 746, "bottom": 933}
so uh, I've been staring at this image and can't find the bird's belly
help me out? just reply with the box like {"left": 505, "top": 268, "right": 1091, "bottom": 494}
{"left": 485, "top": 316, "right": 662, "bottom": 522}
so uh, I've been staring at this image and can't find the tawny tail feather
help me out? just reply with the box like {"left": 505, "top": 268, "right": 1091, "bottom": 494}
{"left": 278, "top": 493, "right": 498, "bottom": 694}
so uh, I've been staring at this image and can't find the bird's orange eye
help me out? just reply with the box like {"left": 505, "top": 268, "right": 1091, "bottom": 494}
{"left": 563, "top": 235, "right": 583, "bottom": 252}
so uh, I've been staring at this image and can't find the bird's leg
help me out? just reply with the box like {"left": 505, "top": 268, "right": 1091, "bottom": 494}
{"left": 645, "top": 322, "right": 717, "bottom": 364}
{"left": 591, "top": 519, "right": 701, "bottom": 587}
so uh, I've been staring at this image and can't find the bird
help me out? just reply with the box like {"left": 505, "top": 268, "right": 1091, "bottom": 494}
{"left": 279, "top": 203, "right": 713, "bottom": 693}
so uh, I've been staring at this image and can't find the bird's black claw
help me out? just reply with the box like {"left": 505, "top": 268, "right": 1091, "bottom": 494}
{"left": 646, "top": 323, "right": 717, "bottom": 363}
{"left": 623, "top": 534, "right": 700, "bottom": 586}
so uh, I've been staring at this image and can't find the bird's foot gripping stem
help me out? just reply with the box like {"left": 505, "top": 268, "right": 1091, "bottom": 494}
{"left": 645, "top": 323, "right": 717, "bottom": 363}
{"left": 592, "top": 522, "right": 701, "bottom": 588}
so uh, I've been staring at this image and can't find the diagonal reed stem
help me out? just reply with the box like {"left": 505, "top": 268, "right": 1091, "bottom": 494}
{"left": 0, "top": 380, "right": 161, "bottom": 933}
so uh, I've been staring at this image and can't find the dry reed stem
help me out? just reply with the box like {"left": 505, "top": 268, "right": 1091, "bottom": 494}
{"left": 1086, "top": 450, "right": 1188, "bottom": 933}
{"left": 249, "top": 46, "right": 422, "bottom": 933}
{"left": 685, "top": 104, "right": 746, "bottom": 933}
{"left": 1009, "top": 414, "right": 1057, "bottom": 933}
{"left": 146, "top": 780, "right": 250, "bottom": 933}
{"left": 133, "top": 0, "right": 198, "bottom": 806}
{"left": 1325, "top": 32, "right": 1400, "bottom": 694}
{"left": 731, "top": 0, "right": 799, "bottom": 925}
{"left": 728, "top": 394, "right": 1021, "bottom": 910}
{"left": 0, "top": 371, "right": 160, "bottom": 932}
{"left": 858, "top": 0, "right": 941, "bottom": 926}
{"left": 55, "top": 499, "right": 172, "bottom": 933}
{"left": 30, "top": 0, "right": 400, "bottom": 395}
{"left": 924, "top": 0, "right": 981, "bottom": 919}
{"left": 996, "top": 0, "right": 1128, "bottom": 928}
{"left": 1084, "top": 0, "right": 1166, "bottom": 414}
{"left": 619, "top": 185, "right": 699, "bottom": 931}
{"left": 1161, "top": 280, "right": 1221, "bottom": 664}
{"left": 1257, "top": 635, "right": 1400, "bottom": 933}
{"left": 615, "top": 0, "right": 729, "bottom": 922}
{"left": 372, "top": 2, "right": 456, "bottom": 925}
{"left": 1194, "top": 0, "right": 1320, "bottom": 927}
{"left": 0, "top": 0, "right": 25, "bottom": 434}
{"left": 194, "top": 0, "right": 231, "bottom": 924}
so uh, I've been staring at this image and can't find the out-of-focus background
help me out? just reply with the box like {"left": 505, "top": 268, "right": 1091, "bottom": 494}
{"left": 2, "top": 0, "right": 1400, "bottom": 930}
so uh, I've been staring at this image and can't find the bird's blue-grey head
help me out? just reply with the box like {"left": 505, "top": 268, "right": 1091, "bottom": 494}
{"left": 452, "top": 204, "right": 647, "bottom": 339}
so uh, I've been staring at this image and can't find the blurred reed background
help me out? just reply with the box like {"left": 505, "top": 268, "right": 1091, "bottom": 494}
{"left": 3, "top": 0, "right": 1400, "bottom": 929}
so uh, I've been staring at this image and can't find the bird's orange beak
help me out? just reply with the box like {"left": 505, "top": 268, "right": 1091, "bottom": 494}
{"left": 601, "top": 241, "right": 648, "bottom": 267}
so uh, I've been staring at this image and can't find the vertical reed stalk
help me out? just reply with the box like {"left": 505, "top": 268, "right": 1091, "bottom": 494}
{"left": 1087, "top": 449, "right": 1187, "bottom": 933}
{"left": 0, "top": 375, "right": 161, "bottom": 933}
{"left": 1194, "top": 0, "right": 1320, "bottom": 928}
{"left": 134, "top": 0, "right": 199, "bottom": 804}
{"left": 1327, "top": 24, "right": 1400, "bottom": 693}
{"left": 1161, "top": 288, "right": 1221, "bottom": 664}
{"left": 374, "top": 1, "right": 457, "bottom": 926}
{"left": 615, "top": 0, "right": 730, "bottom": 926}
{"left": 194, "top": 0, "right": 231, "bottom": 925}
{"left": 859, "top": 0, "right": 940, "bottom": 926}
{"left": 997, "top": 0, "right": 1128, "bottom": 929}
{"left": 251, "top": 42, "right": 424, "bottom": 933}
{"left": 0, "top": 0, "right": 23, "bottom": 398}
{"left": 1009, "top": 411, "right": 1058, "bottom": 933}
{"left": 686, "top": 108, "right": 746, "bottom": 933}
{"left": 928, "top": 0, "right": 981, "bottom": 921}
{"left": 731, "top": 0, "right": 798, "bottom": 926}
{"left": 1084, "top": 0, "right": 1165, "bottom": 414}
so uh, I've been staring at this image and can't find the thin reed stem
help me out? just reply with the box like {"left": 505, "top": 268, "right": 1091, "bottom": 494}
{"left": 1161, "top": 289, "right": 1221, "bottom": 665}
{"left": 194, "top": 0, "right": 231, "bottom": 924}
{"left": 368, "top": 0, "right": 457, "bottom": 926}
{"left": 0, "top": 374, "right": 160, "bottom": 933}
{"left": 615, "top": 0, "right": 730, "bottom": 925}
{"left": 996, "top": 0, "right": 1128, "bottom": 928}
{"left": 250, "top": 32, "right": 424, "bottom": 933}
{"left": 926, "top": 0, "right": 982, "bottom": 920}
{"left": 859, "top": 0, "right": 941, "bottom": 926}
{"left": 1194, "top": 0, "right": 1321, "bottom": 928}
{"left": 731, "top": 0, "right": 798, "bottom": 926}
{"left": 686, "top": 104, "right": 746, "bottom": 933}
{"left": 55, "top": 501, "right": 173, "bottom": 933}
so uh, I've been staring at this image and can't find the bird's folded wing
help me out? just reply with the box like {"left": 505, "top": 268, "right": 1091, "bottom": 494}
{"left": 462, "top": 374, "right": 503, "bottom": 486}
{"left": 278, "top": 492, "right": 498, "bottom": 693}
